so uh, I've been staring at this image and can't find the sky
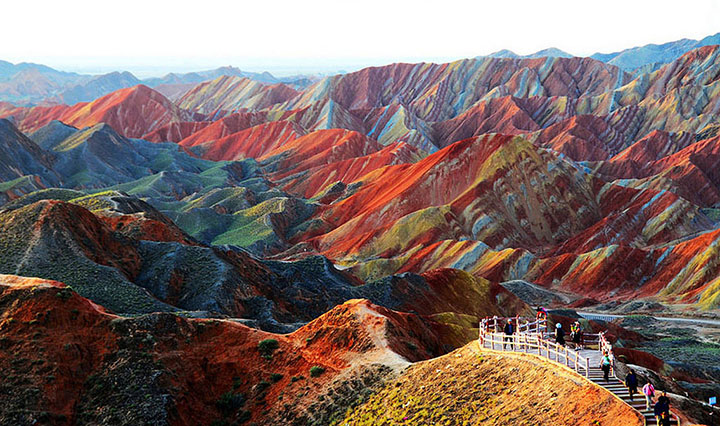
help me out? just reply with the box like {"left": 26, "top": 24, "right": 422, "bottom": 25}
{"left": 2, "top": 0, "right": 719, "bottom": 77}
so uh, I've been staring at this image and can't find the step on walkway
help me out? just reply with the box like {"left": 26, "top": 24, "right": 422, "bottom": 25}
{"left": 478, "top": 318, "right": 680, "bottom": 425}
{"left": 477, "top": 336, "right": 678, "bottom": 425}
{"left": 581, "top": 349, "right": 677, "bottom": 425}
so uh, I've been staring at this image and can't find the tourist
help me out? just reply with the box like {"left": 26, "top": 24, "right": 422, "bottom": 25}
{"left": 503, "top": 318, "right": 514, "bottom": 350}
{"left": 642, "top": 381, "right": 655, "bottom": 411}
{"left": 536, "top": 306, "right": 548, "bottom": 321}
{"left": 571, "top": 320, "right": 583, "bottom": 350}
{"left": 654, "top": 391, "right": 670, "bottom": 425}
{"left": 600, "top": 351, "right": 612, "bottom": 382}
{"left": 625, "top": 369, "right": 638, "bottom": 401}
{"left": 555, "top": 322, "right": 565, "bottom": 346}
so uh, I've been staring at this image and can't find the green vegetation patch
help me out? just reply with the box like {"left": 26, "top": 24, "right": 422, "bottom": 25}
{"left": 258, "top": 339, "right": 279, "bottom": 359}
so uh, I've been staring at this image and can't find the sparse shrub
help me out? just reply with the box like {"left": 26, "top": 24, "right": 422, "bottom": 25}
{"left": 232, "top": 377, "right": 243, "bottom": 390}
{"left": 291, "top": 376, "right": 301, "bottom": 383}
{"left": 237, "top": 410, "right": 251, "bottom": 423}
{"left": 216, "top": 392, "right": 245, "bottom": 413}
{"left": 270, "top": 373, "right": 283, "bottom": 383}
{"left": 55, "top": 288, "right": 73, "bottom": 301}
{"left": 258, "top": 339, "right": 279, "bottom": 359}
{"left": 256, "top": 381, "right": 270, "bottom": 392}
{"left": 310, "top": 366, "right": 325, "bottom": 377}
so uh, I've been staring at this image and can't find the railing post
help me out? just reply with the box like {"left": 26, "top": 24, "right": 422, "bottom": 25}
{"left": 538, "top": 337, "right": 541, "bottom": 356}
{"left": 585, "top": 358, "right": 589, "bottom": 377}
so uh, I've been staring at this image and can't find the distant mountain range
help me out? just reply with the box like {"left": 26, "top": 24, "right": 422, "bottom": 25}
{"left": 0, "top": 63, "right": 319, "bottom": 106}
{"left": 485, "top": 32, "right": 720, "bottom": 72}
{"left": 2, "top": 32, "right": 720, "bottom": 106}
{"left": 591, "top": 32, "right": 720, "bottom": 71}
{"left": 485, "top": 47, "right": 574, "bottom": 59}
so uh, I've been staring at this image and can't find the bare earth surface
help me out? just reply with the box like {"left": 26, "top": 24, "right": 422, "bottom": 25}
{"left": 340, "top": 341, "right": 643, "bottom": 425}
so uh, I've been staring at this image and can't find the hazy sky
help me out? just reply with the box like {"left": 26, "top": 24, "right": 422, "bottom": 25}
{"left": 3, "top": 0, "right": 719, "bottom": 76}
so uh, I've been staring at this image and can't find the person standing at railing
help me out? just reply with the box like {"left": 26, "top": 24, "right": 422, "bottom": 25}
{"left": 536, "top": 306, "right": 548, "bottom": 321}
{"left": 642, "top": 382, "right": 655, "bottom": 411}
{"left": 555, "top": 323, "right": 565, "bottom": 347}
{"left": 570, "top": 321, "right": 583, "bottom": 350}
{"left": 600, "top": 351, "right": 612, "bottom": 382}
{"left": 503, "top": 318, "right": 514, "bottom": 350}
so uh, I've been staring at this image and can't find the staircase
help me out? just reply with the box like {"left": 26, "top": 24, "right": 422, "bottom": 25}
{"left": 586, "top": 365, "right": 677, "bottom": 425}
{"left": 478, "top": 316, "right": 680, "bottom": 426}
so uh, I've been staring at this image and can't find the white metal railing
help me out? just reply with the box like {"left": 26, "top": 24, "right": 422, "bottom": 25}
{"left": 478, "top": 329, "right": 591, "bottom": 377}
{"left": 598, "top": 331, "right": 681, "bottom": 425}
{"left": 479, "top": 316, "right": 548, "bottom": 336}
{"left": 480, "top": 317, "right": 680, "bottom": 425}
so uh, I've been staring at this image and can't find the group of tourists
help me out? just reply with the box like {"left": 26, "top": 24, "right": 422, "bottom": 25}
{"left": 492, "top": 309, "right": 674, "bottom": 424}
{"left": 498, "top": 307, "right": 587, "bottom": 351}
{"left": 553, "top": 320, "right": 583, "bottom": 350}
{"left": 630, "top": 376, "right": 672, "bottom": 425}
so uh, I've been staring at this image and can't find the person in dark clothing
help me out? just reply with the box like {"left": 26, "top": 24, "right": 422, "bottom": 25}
{"left": 625, "top": 369, "right": 638, "bottom": 401}
{"left": 600, "top": 352, "right": 612, "bottom": 382}
{"left": 503, "top": 318, "right": 514, "bottom": 350}
{"left": 570, "top": 321, "right": 583, "bottom": 350}
{"left": 660, "top": 413, "right": 672, "bottom": 426}
{"left": 654, "top": 391, "right": 670, "bottom": 425}
{"left": 555, "top": 323, "right": 565, "bottom": 346}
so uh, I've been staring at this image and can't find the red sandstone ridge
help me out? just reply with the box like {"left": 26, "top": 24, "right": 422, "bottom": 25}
{"left": 176, "top": 111, "right": 269, "bottom": 148}
{"left": 289, "top": 57, "right": 628, "bottom": 123}
{"left": 142, "top": 121, "right": 212, "bottom": 143}
{"left": 432, "top": 96, "right": 541, "bottom": 148}
{"left": 0, "top": 276, "right": 475, "bottom": 425}
{"left": 595, "top": 133, "right": 720, "bottom": 206}
{"left": 199, "top": 121, "right": 306, "bottom": 161}
{"left": 0, "top": 85, "right": 192, "bottom": 138}
{"left": 176, "top": 76, "right": 300, "bottom": 115}
{"left": 529, "top": 114, "right": 632, "bottom": 161}
{"left": 305, "top": 133, "right": 607, "bottom": 258}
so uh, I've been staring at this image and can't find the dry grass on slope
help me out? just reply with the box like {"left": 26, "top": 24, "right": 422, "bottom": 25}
{"left": 339, "top": 342, "right": 644, "bottom": 426}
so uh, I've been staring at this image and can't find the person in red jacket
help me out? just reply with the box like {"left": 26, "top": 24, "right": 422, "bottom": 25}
{"left": 642, "top": 382, "right": 655, "bottom": 411}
